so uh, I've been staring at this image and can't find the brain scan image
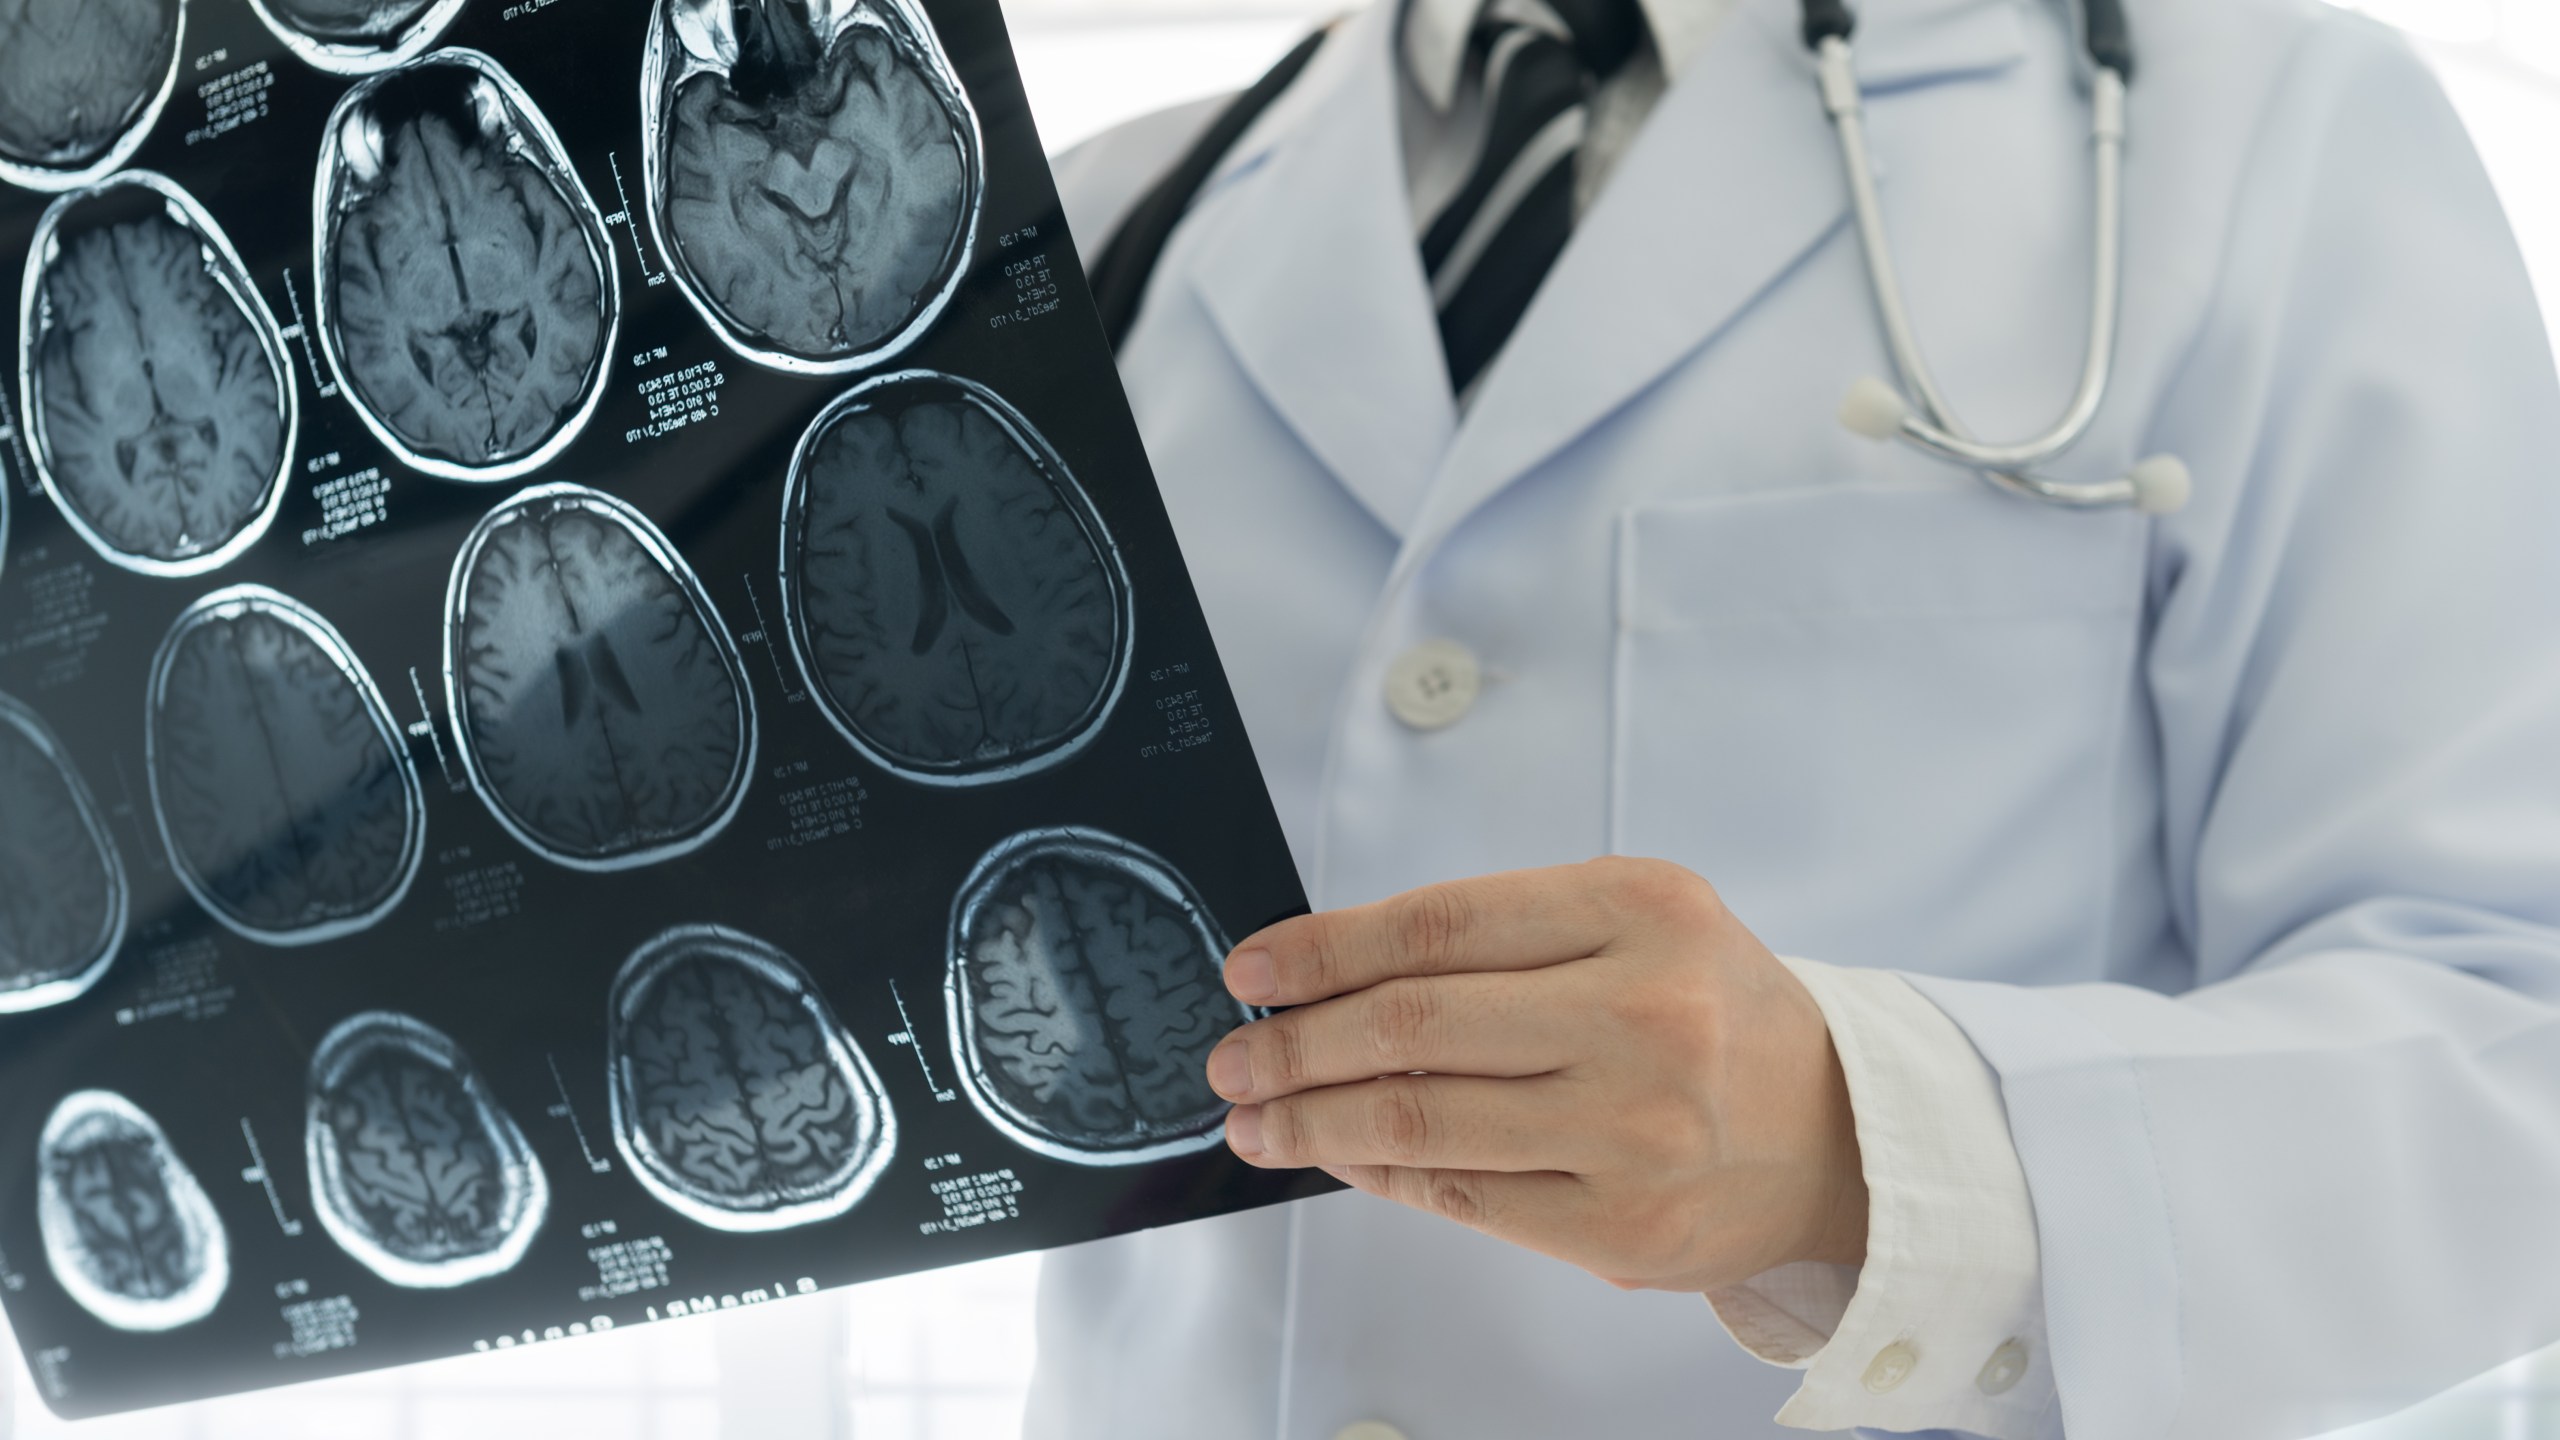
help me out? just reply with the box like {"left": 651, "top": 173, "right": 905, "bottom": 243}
{"left": 608, "top": 925, "right": 896, "bottom": 1231}
{"left": 642, "top": 0, "right": 980, "bottom": 374}
{"left": 0, "top": 693, "right": 127, "bottom": 1014}
{"left": 446, "top": 485, "right": 756, "bottom": 872}
{"left": 18, "top": 173, "right": 296, "bottom": 577}
{"left": 36, "top": 1091, "right": 229, "bottom": 1333}
{"left": 147, "top": 586, "right": 426, "bottom": 947}
{"left": 306, "top": 1012, "right": 549, "bottom": 1288}
{"left": 0, "top": 0, "right": 183, "bottom": 192}
{"left": 247, "top": 0, "right": 466, "bottom": 74}
{"left": 784, "top": 372, "right": 1130, "bottom": 786}
{"left": 945, "top": 828, "right": 1247, "bottom": 1165}
{"left": 315, "top": 50, "right": 618, "bottom": 481}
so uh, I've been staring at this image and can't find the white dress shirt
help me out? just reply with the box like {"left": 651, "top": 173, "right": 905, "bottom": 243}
{"left": 1401, "top": 2, "right": 2052, "bottom": 1432}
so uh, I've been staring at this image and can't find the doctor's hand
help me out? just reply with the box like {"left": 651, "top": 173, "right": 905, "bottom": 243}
{"left": 1207, "top": 857, "right": 1868, "bottom": 1294}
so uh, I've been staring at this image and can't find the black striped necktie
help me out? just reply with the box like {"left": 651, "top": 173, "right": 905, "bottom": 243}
{"left": 1422, "top": 0, "right": 1646, "bottom": 396}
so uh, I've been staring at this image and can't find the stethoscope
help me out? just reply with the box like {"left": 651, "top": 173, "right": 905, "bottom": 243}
{"left": 1807, "top": 0, "right": 2191, "bottom": 514}
{"left": 1087, "top": 0, "right": 2194, "bottom": 515}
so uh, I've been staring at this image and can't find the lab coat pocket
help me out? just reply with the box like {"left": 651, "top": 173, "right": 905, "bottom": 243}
{"left": 1611, "top": 482, "right": 2145, "bottom": 975}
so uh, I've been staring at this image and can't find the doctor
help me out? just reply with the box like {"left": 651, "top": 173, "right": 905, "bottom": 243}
{"left": 1032, "top": 0, "right": 2560, "bottom": 1435}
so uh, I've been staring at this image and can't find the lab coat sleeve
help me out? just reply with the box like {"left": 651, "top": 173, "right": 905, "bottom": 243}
{"left": 1906, "top": 20, "right": 2560, "bottom": 1440}
{"left": 1708, "top": 959, "right": 2055, "bottom": 1440}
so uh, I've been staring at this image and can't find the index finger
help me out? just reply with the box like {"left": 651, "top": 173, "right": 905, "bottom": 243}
{"left": 1227, "top": 861, "right": 1636, "bottom": 1005}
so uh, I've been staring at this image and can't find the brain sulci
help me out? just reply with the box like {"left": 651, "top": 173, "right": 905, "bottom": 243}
{"left": 788, "top": 373, "right": 1128, "bottom": 784}
{"left": 318, "top": 51, "right": 615, "bottom": 479}
{"left": 649, "top": 0, "right": 977, "bottom": 370}
{"left": 609, "top": 925, "right": 895, "bottom": 1230}
{"left": 0, "top": 0, "right": 179, "bottom": 189}
{"left": 148, "top": 587, "right": 424, "bottom": 945}
{"left": 23, "top": 174, "right": 293, "bottom": 575}
{"left": 948, "top": 829, "right": 1244, "bottom": 1164}
{"left": 306, "top": 1012, "right": 548, "bottom": 1288}
{"left": 448, "top": 485, "right": 754, "bottom": 870}
{"left": 0, "top": 693, "right": 126, "bottom": 1013}
{"left": 37, "top": 1091, "right": 230, "bottom": 1333}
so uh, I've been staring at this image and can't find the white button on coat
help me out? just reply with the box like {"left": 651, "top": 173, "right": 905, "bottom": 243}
{"left": 1334, "top": 1424, "right": 1411, "bottom": 1440}
{"left": 1383, "top": 639, "right": 1482, "bottom": 730}
{"left": 1862, "top": 1342, "right": 1918, "bottom": 1395}
{"left": 1977, "top": 1339, "right": 2030, "bottom": 1395}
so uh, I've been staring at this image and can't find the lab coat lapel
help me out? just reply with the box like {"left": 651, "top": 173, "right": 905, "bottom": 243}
{"left": 1404, "top": 0, "right": 2029, "bottom": 548}
{"left": 1183, "top": 3, "right": 1457, "bottom": 538}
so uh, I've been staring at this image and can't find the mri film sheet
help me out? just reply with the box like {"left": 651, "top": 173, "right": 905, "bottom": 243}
{"left": 0, "top": 0, "right": 1315, "bottom": 1419}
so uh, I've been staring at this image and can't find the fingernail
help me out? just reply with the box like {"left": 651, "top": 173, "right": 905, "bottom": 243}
{"left": 1227, "top": 947, "right": 1277, "bottom": 1003}
{"left": 1206, "top": 1039, "right": 1251, "bottom": 1100}
{"left": 1226, "top": 1104, "right": 1265, "bottom": 1158}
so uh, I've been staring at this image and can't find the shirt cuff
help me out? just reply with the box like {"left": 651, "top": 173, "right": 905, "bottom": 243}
{"left": 1704, "top": 957, "right": 2057, "bottom": 1440}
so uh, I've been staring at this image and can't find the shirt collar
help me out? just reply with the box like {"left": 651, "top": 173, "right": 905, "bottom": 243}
{"left": 1402, "top": 0, "right": 1734, "bottom": 111}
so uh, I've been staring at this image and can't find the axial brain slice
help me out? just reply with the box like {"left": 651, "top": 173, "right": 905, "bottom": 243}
{"left": 610, "top": 927, "right": 893, "bottom": 1228}
{"left": 452, "top": 489, "right": 751, "bottom": 867}
{"left": 952, "top": 832, "right": 1240, "bottom": 1161}
{"left": 37, "top": 1092, "right": 228, "bottom": 1332}
{"left": 324, "top": 61, "right": 610, "bottom": 475}
{"left": 150, "top": 590, "right": 420, "bottom": 943}
{"left": 30, "top": 186, "right": 288, "bottom": 570}
{"left": 266, "top": 0, "right": 436, "bottom": 42}
{"left": 307, "top": 1013, "right": 547, "bottom": 1287}
{"left": 793, "top": 379, "right": 1125, "bottom": 780}
{"left": 0, "top": 698, "right": 123, "bottom": 1012}
{"left": 657, "top": 0, "right": 974, "bottom": 364}
{"left": 0, "top": 0, "right": 177, "bottom": 180}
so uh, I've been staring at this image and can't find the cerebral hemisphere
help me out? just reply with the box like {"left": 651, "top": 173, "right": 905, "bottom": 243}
{"left": 26, "top": 176, "right": 290, "bottom": 572}
{"left": 320, "top": 53, "right": 613, "bottom": 477}
{"left": 0, "top": 0, "right": 178, "bottom": 186}
{"left": 948, "top": 829, "right": 1242, "bottom": 1163}
{"left": 651, "top": 0, "right": 976, "bottom": 367}
{"left": 37, "top": 1091, "right": 230, "bottom": 1333}
{"left": 306, "top": 1011, "right": 548, "bottom": 1287}
{"left": 609, "top": 925, "right": 894, "bottom": 1230}
{"left": 149, "top": 588, "right": 422, "bottom": 944}
{"left": 0, "top": 694, "right": 126, "bottom": 1013}
{"left": 789, "top": 374, "right": 1126, "bottom": 782}
{"left": 449, "top": 486, "right": 753, "bottom": 869}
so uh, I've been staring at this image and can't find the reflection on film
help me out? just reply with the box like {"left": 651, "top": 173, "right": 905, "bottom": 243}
{"left": 36, "top": 1091, "right": 230, "bottom": 1333}
{"left": 146, "top": 586, "right": 427, "bottom": 947}
{"left": 0, "top": 691, "right": 128, "bottom": 1014}
{"left": 783, "top": 371, "right": 1132, "bottom": 786}
{"left": 445, "top": 484, "right": 757, "bottom": 871}
{"left": 315, "top": 49, "right": 619, "bottom": 481}
{"left": 0, "top": 0, "right": 184, "bottom": 192}
{"left": 643, "top": 0, "right": 981, "bottom": 374}
{"left": 608, "top": 925, "right": 896, "bottom": 1231}
{"left": 306, "top": 1012, "right": 551, "bottom": 1288}
{"left": 18, "top": 172, "right": 297, "bottom": 577}
{"left": 247, "top": 0, "right": 469, "bottom": 75}
{"left": 946, "top": 828, "right": 1245, "bottom": 1166}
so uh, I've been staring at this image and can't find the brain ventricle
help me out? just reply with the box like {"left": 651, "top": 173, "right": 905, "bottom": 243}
{"left": 37, "top": 1091, "right": 229, "bottom": 1332}
{"left": 0, "top": 0, "right": 177, "bottom": 182}
{"left": 307, "top": 1012, "right": 547, "bottom": 1286}
{"left": 951, "top": 830, "right": 1240, "bottom": 1162}
{"left": 609, "top": 926, "right": 894, "bottom": 1228}
{"left": 652, "top": 0, "right": 975, "bottom": 367}
{"left": 450, "top": 487, "right": 753, "bottom": 868}
{"left": 0, "top": 695, "right": 124, "bottom": 1012}
{"left": 321, "top": 53, "right": 612, "bottom": 475}
{"left": 27, "top": 178, "right": 289, "bottom": 570}
{"left": 149, "top": 589, "right": 421, "bottom": 943}
{"left": 789, "top": 375, "right": 1126, "bottom": 782}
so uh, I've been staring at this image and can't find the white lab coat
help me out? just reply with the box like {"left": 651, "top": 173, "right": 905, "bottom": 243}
{"left": 1026, "top": 0, "right": 2560, "bottom": 1435}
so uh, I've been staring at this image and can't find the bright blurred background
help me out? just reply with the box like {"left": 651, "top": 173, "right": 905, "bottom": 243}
{"left": 9, "top": 1, "right": 2560, "bottom": 1437}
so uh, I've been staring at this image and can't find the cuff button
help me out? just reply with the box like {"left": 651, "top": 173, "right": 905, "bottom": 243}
{"left": 1977, "top": 1339, "right": 2030, "bottom": 1396}
{"left": 1861, "top": 1341, "right": 1918, "bottom": 1394}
